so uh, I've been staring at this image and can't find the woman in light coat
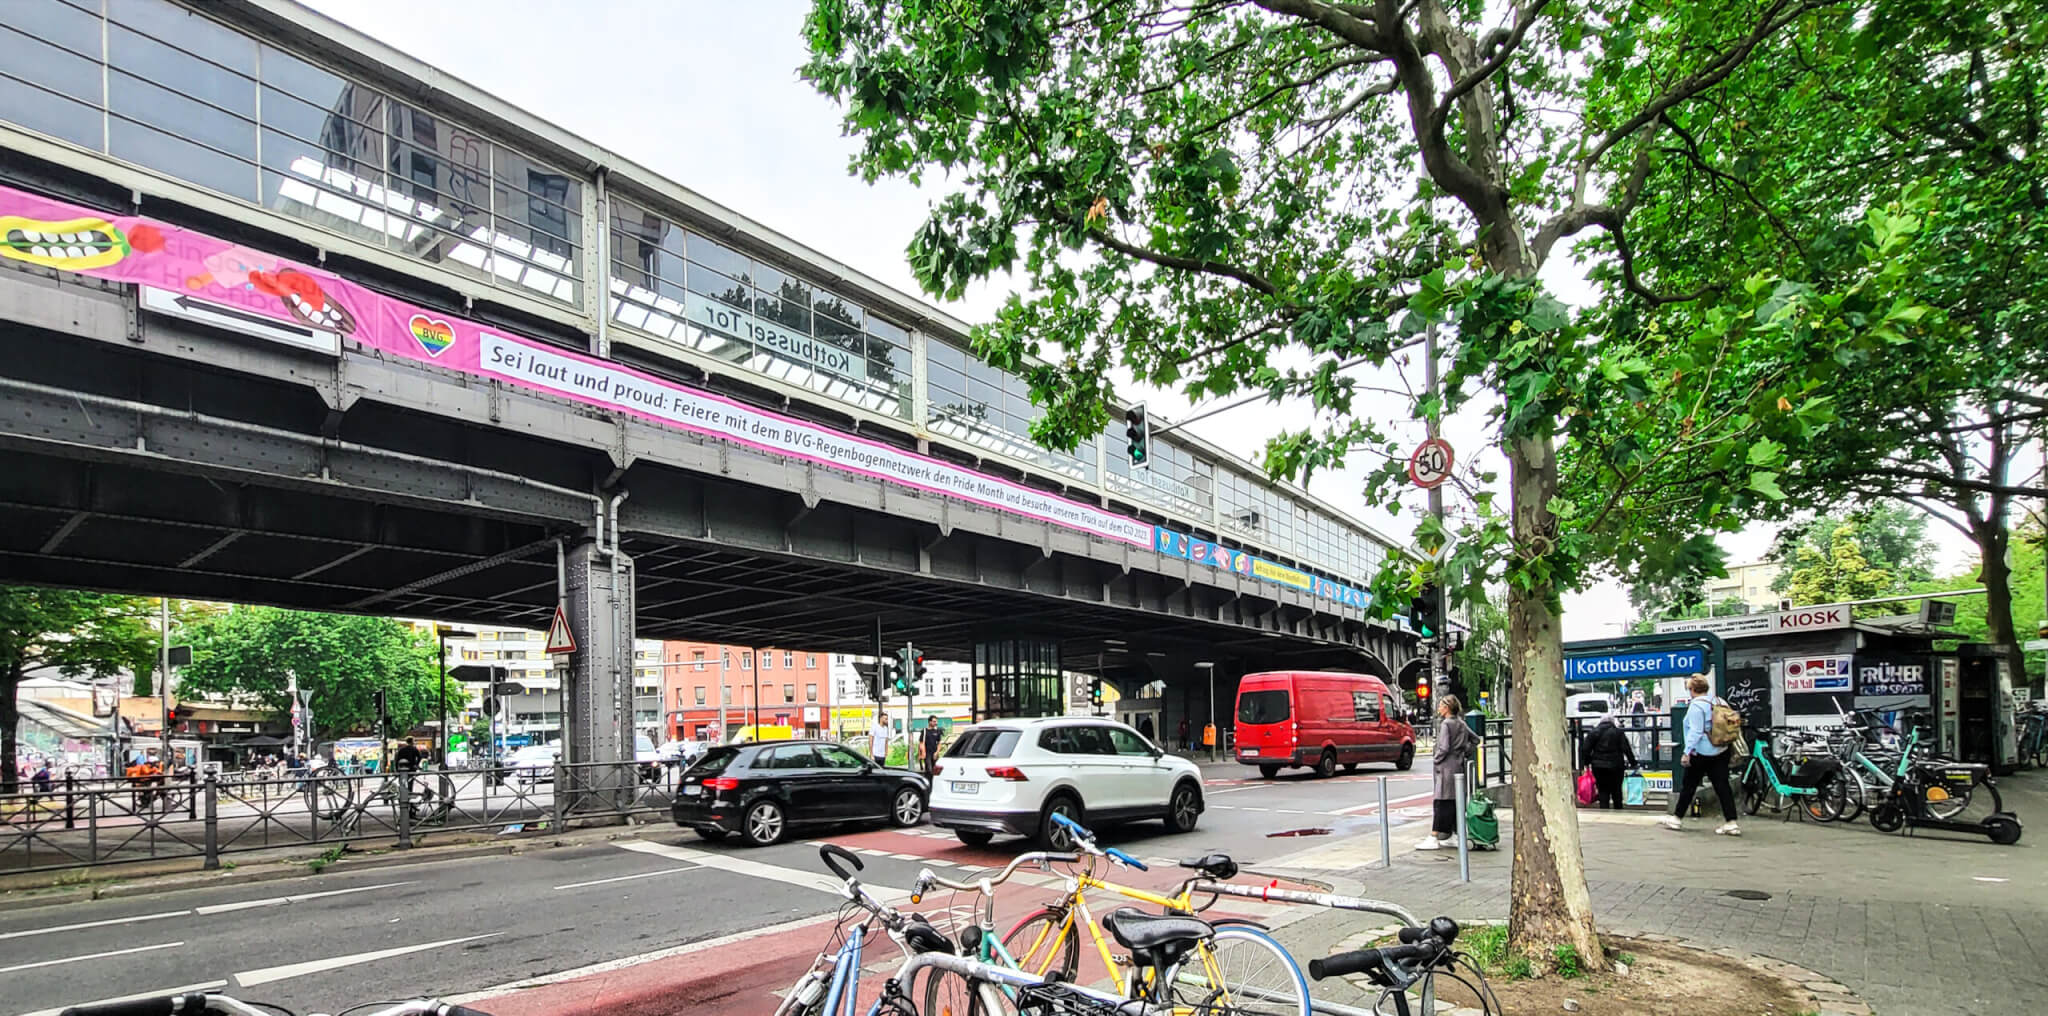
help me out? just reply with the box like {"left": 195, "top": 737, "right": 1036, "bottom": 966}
{"left": 1419, "top": 694, "right": 1475, "bottom": 850}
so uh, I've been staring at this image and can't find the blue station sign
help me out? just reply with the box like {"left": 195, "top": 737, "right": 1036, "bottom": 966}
{"left": 1564, "top": 648, "right": 1707, "bottom": 682}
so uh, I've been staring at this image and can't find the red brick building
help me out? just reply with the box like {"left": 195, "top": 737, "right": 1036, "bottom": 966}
{"left": 662, "top": 642, "right": 830, "bottom": 741}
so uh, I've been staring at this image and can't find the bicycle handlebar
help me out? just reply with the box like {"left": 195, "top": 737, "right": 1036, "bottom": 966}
{"left": 913, "top": 851, "right": 1079, "bottom": 897}
{"left": 820, "top": 843, "right": 863, "bottom": 882}
{"left": 1309, "top": 918, "right": 1460, "bottom": 989}
{"left": 1048, "top": 813, "right": 1146, "bottom": 869}
{"left": 59, "top": 999, "right": 183, "bottom": 1016}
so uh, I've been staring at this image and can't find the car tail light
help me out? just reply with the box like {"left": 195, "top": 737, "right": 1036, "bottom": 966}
{"left": 985, "top": 766, "right": 1028, "bottom": 782}
{"left": 705, "top": 777, "right": 740, "bottom": 791}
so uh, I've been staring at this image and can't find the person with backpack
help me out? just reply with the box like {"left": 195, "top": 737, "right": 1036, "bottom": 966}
{"left": 1579, "top": 714, "right": 1637, "bottom": 809}
{"left": 1660, "top": 675, "right": 1742, "bottom": 835}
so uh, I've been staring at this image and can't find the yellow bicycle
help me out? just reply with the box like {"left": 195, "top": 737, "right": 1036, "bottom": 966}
{"left": 999, "top": 814, "right": 1309, "bottom": 1015}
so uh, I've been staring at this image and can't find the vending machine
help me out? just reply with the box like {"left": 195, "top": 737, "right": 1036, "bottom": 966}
{"left": 1954, "top": 643, "right": 2018, "bottom": 773}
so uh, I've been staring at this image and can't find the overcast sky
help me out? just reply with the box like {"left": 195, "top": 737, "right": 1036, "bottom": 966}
{"left": 302, "top": 0, "right": 1977, "bottom": 639}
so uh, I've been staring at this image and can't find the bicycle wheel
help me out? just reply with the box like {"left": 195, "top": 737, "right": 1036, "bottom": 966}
{"left": 1177, "top": 926, "right": 1311, "bottom": 1016}
{"left": 1803, "top": 774, "right": 1847, "bottom": 823}
{"left": 1827, "top": 768, "right": 1865, "bottom": 823}
{"left": 1740, "top": 768, "right": 1767, "bottom": 816}
{"left": 1003, "top": 908, "right": 1079, "bottom": 983}
{"left": 918, "top": 967, "right": 1021, "bottom": 1016}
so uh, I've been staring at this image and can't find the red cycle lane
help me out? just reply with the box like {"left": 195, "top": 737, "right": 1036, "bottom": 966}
{"left": 467, "top": 826, "right": 1287, "bottom": 1016}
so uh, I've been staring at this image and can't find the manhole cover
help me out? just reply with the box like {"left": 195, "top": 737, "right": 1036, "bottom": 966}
{"left": 1724, "top": 889, "right": 1771, "bottom": 901}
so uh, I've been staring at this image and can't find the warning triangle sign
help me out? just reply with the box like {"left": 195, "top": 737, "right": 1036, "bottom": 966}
{"left": 544, "top": 605, "right": 577, "bottom": 654}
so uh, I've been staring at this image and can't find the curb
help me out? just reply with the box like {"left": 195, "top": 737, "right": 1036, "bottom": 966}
{"left": 0, "top": 823, "right": 658, "bottom": 913}
{"left": 1319, "top": 925, "right": 1871, "bottom": 1016}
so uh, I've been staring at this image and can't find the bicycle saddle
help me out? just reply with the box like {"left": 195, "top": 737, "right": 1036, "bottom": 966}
{"left": 1176, "top": 853, "right": 1238, "bottom": 879}
{"left": 1103, "top": 907, "right": 1212, "bottom": 969}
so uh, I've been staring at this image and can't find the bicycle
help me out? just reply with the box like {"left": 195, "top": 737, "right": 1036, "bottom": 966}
{"left": 1737, "top": 728, "right": 1854, "bottom": 822}
{"left": 777, "top": 843, "right": 966, "bottom": 1016}
{"left": 56, "top": 992, "right": 490, "bottom": 1015}
{"left": 998, "top": 813, "right": 1310, "bottom": 1015}
{"left": 907, "top": 849, "right": 1081, "bottom": 1012}
{"left": 878, "top": 912, "right": 1286, "bottom": 1016}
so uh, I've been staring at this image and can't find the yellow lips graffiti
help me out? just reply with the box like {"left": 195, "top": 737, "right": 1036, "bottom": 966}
{"left": 0, "top": 215, "right": 135, "bottom": 270}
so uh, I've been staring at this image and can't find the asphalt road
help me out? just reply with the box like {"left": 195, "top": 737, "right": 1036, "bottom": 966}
{"left": 0, "top": 765, "right": 1433, "bottom": 1015}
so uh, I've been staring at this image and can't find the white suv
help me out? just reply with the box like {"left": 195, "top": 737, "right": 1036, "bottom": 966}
{"left": 927, "top": 716, "right": 1204, "bottom": 849}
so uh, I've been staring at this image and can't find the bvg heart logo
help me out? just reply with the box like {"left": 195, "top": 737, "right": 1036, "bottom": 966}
{"left": 409, "top": 314, "right": 455, "bottom": 357}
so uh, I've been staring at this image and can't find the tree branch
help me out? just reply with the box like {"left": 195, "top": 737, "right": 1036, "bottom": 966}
{"left": 1429, "top": 0, "right": 1553, "bottom": 132}
{"left": 1089, "top": 228, "right": 1281, "bottom": 295}
{"left": 1581, "top": 0, "right": 1831, "bottom": 168}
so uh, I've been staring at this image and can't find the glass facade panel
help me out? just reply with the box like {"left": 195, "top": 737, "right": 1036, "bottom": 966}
{"left": 0, "top": 0, "right": 579, "bottom": 308}
{"left": 973, "top": 638, "right": 1064, "bottom": 721}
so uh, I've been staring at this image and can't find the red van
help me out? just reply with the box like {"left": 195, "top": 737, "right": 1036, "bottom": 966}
{"left": 1234, "top": 671, "right": 1416, "bottom": 778}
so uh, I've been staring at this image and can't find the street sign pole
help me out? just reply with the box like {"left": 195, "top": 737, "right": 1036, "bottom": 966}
{"left": 1423, "top": 321, "right": 1445, "bottom": 701}
{"left": 158, "top": 597, "right": 170, "bottom": 764}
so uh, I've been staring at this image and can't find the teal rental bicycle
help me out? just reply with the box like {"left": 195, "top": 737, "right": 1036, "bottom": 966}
{"left": 1739, "top": 727, "right": 1855, "bottom": 822}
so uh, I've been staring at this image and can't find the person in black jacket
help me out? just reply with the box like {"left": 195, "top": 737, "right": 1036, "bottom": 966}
{"left": 1580, "top": 714, "right": 1638, "bottom": 810}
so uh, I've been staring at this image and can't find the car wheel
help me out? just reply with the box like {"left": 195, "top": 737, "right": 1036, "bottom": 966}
{"left": 695, "top": 827, "right": 728, "bottom": 842}
{"left": 955, "top": 829, "right": 995, "bottom": 848}
{"left": 743, "top": 800, "right": 786, "bottom": 846}
{"left": 1038, "top": 794, "right": 1083, "bottom": 850}
{"left": 890, "top": 787, "right": 925, "bottom": 827}
{"left": 1314, "top": 749, "right": 1338, "bottom": 778}
{"left": 1165, "top": 781, "right": 1201, "bottom": 833}
{"left": 1258, "top": 764, "right": 1280, "bottom": 780}
{"left": 1395, "top": 744, "right": 1415, "bottom": 771}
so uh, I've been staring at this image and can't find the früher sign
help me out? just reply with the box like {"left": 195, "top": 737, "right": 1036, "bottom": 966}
{"left": 1654, "top": 604, "right": 1853, "bottom": 640}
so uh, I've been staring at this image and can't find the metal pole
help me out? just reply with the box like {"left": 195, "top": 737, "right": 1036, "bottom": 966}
{"left": 1454, "top": 771, "right": 1470, "bottom": 882}
{"left": 905, "top": 641, "right": 915, "bottom": 766}
{"left": 202, "top": 772, "right": 218, "bottom": 869}
{"left": 1207, "top": 666, "right": 1217, "bottom": 762}
{"left": 437, "top": 631, "right": 449, "bottom": 766}
{"left": 716, "top": 649, "right": 728, "bottom": 743}
{"left": 1377, "top": 775, "right": 1391, "bottom": 868}
{"left": 158, "top": 598, "right": 169, "bottom": 770}
{"left": 752, "top": 647, "right": 760, "bottom": 733}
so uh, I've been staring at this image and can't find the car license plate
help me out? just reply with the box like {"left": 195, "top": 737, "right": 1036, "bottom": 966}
{"left": 682, "top": 785, "right": 700, "bottom": 796}
{"left": 1241, "top": 749, "right": 1259, "bottom": 756}
{"left": 950, "top": 781, "right": 979, "bottom": 794}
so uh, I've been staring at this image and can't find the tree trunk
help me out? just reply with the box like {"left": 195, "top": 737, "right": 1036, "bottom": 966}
{"left": 1504, "top": 431, "right": 1605, "bottom": 968}
{"left": 1971, "top": 518, "right": 2026, "bottom": 695}
{"left": 1, "top": 663, "right": 21, "bottom": 795}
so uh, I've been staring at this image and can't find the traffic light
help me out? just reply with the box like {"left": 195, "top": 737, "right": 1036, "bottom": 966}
{"left": 1124, "top": 404, "right": 1151, "bottom": 468}
{"left": 1088, "top": 678, "right": 1104, "bottom": 706}
{"left": 893, "top": 645, "right": 924, "bottom": 695}
{"left": 1409, "top": 582, "right": 1442, "bottom": 639}
{"left": 1416, "top": 674, "right": 1432, "bottom": 702}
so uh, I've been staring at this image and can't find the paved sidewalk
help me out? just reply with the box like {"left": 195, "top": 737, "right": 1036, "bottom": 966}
{"left": 1272, "top": 769, "right": 2048, "bottom": 1015}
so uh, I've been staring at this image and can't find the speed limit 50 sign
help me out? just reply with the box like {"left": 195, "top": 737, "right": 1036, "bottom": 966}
{"left": 1408, "top": 437, "right": 1455, "bottom": 489}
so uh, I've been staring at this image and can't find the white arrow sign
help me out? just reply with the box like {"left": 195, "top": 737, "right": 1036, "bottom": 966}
{"left": 140, "top": 286, "right": 340, "bottom": 356}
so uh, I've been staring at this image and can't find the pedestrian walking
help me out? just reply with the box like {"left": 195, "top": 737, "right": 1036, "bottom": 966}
{"left": 1661, "top": 675, "right": 1742, "bottom": 835}
{"left": 1579, "top": 714, "right": 1636, "bottom": 809}
{"left": 920, "top": 717, "right": 942, "bottom": 777}
{"left": 31, "top": 761, "right": 53, "bottom": 799}
{"left": 1418, "top": 695, "right": 1475, "bottom": 850}
{"left": 1177, "top": 717, "right": 1191, "bottom": 753}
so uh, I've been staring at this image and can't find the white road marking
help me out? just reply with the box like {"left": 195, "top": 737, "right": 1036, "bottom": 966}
{"left": 0, "top": 909, "right": 188, "bottom": 941}
{"left": 886, "top": 852, "right": 924, "bottom": 860}
{"left": 1336, "top": 791, "right": 1435, "bottom": 816}
{"left": 614, "top": 839, "right": 908, "bottom": 900}
{"left": 445, "top": 912, "right": 839, "bottom": 1004}
{"left": 233, "top": 932, "right": 501, "bottom": 987}
{"left": 1, "top": 941, "right": 184, "bottom": 973}
{"left": 1973, "top": 876, "right": 2009, "bottom": 883}
{"left": 193, "top": 880, "right": 417, "bottom": 915}
{"left": 553, "top": 866, "right": 696, "bottom": 890}
{"left": 16, "top": 979, "right": 228, "bottom": 1016}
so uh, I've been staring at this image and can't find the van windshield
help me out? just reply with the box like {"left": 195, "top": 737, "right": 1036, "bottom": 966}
{"left": 1238, "top": 690, "right": 1291, "bottom": 725}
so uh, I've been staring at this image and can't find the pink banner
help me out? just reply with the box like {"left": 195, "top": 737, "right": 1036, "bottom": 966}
{"left": 0, "top": 183, "right": 1155, "bottom": 548}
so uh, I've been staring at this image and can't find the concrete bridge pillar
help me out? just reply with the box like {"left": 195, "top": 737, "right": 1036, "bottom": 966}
{"left": 562, "top": 537, "right": 636, "bottom": 765}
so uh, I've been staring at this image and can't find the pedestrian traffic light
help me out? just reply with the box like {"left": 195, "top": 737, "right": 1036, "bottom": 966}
{"left": 1124, "top": 404, "right": 1151, "bottom": 468}
{"left": 1409, "top": 582, "right": 1442, "bottom": 639}
{"left": 893, "top": 645, "right": 923, "bottom": 695}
